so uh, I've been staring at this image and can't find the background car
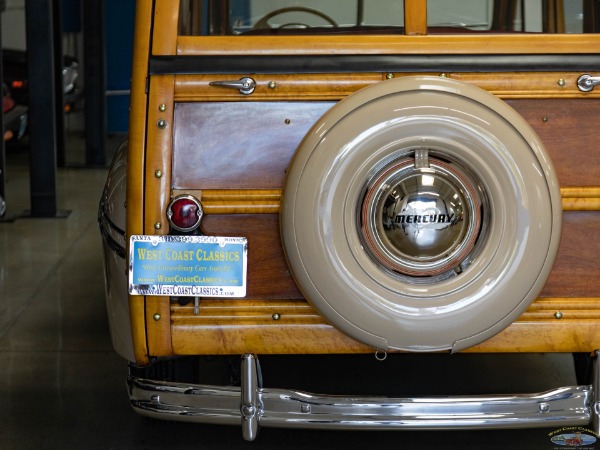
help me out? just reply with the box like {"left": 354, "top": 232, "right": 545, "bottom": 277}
{"left": 2, "top": 48, "right": 79, "bottom": 113}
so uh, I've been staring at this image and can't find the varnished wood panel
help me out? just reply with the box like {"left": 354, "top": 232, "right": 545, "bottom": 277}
{"left": 169, "top": 297, "right": 600, "bottom": 355}
{"left": 146, "top": 297, "right": 173, "bottom": 356}
{"left": 170, "top": 300, "right": 371, "bottom": 355}
{"left": 507, "top": 98, "right": 600, "bottom": 187}
{"left": 173, "top": 99, "right": 600, "bottom": 190}
{"left": 175, "top": 74, "right": 383, "bottom": 102}
{"left": 144, "top": 76, "right": 175, "bottom": 235}
{"left": 176, "top": 34, "right": 600, "bottom": 56}
{"left": 172, "top": 102, "right": 333, "bottom": 189}
{"left": 541, "top": 212, "right": 600, "bottom": 297}
{"left": 176, "top": 187, "right": 599, "bottom": 214}
{"left": 127, "top": 0, "right": 154, "bottom": 366}
{"left": 404, "top": 0, "right": 427, "bottom": 35}
{"left": 199, "top": 212, "right": 600, "bottom": 302}
{"left": 201, "top": 215, "right": 303, "bottom": 300}
{"left": 174, "top": 73, "right": 600, "bottom": 102}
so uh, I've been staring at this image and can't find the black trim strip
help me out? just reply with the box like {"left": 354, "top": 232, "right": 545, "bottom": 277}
{"left": 149, "top": 54, "right": 600, "bottom": 75}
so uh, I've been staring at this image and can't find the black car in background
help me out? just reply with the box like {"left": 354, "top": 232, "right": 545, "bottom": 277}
{"left": 2, "top": 48, "right": 79, "bottom": 112}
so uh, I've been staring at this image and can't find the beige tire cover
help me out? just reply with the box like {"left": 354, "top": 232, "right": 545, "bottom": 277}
{"left": 280, "top": 76, "right": 562, "bottom": 352}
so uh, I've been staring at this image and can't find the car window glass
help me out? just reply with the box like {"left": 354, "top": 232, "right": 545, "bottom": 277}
{"left": 179, "top": 0, "right": 595, "bottom": 35}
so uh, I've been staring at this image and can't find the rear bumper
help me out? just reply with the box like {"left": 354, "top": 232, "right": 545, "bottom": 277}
{"left": 128, "top": 353, "right": 600, "bottom": 441}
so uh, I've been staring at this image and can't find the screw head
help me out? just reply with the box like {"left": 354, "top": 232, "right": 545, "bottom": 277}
{"left": 554, "top": 311, "right": 563, "bottom": 319}
{"left": 241, "top": 405, "right": 256, "bottom": 419}
{"left": 155, "top": 170, "right": 163, "bottom": 178}
{"left": 557, "top": 79, "right": 566, "bottom": 87}
{"left": 153, "top": 313, "right": 161, "bottom": 321}
{"left": 268, "top": 81, "right": 277, "bottom": 89}
{"left": 386, "top": 73, "right": 394, "bottom": 79}
{"left": 159, "top": 104, "right": 167, "bottom": 112}
{"left": 154, "top": 222, "right": 162, "bottom": 230}
{"left": 157, "top": 119, "right": 167, "bottom": 129}
{"left": 272, "top": 313, "right": 281, "bottom": 321}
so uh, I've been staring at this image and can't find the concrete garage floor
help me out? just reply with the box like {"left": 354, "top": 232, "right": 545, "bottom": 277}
{"left": 0, "top": 138, "right": 593, "bottom": 449}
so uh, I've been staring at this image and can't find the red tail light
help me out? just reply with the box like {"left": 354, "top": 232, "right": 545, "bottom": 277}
{"left": 167, "top": 195, "right": 203, "bottom": 232}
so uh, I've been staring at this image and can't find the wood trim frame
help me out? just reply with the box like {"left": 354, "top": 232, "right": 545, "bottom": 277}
{"left": 173, "top": 188, "right": 600, "bottom": 215}
{"left": 176, "top": 34, "right": 600, "bottom": 57}
{"left": 127, "top": 0, "right": 180, "bottom": 364}
{"left": 169, "top": 297, "right": 600, "bottom": 355}
{"left": 127, "top": 0, "right": 153, "bottom": 366}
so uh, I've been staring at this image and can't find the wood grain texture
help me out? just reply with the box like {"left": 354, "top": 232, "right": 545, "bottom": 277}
{"left": 172, "top": 99, "right": 600, "bottom": 189}
{"left": 174, "top": 188, "right": 599, "bottom": 214}
{"left": 177, "top": 34, "right": 600, "bottom": 56}
{"left": 174, "top": 73, "right": 600, "bottom": 101}
{"left": 144, "top": 76, "right": 175, "bottom": 235}
{"left": 127, "top": 0, "right": 154, "bottom": 366}
{"left": 169, "top": 297, "right": 600, "bottom": 355}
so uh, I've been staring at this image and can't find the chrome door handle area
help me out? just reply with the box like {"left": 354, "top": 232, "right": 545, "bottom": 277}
{"left": 577, "top": 74, "right": 600, "bottom": 92}
{"left": 209, "top": 77, "right": 256, "bottom": 95}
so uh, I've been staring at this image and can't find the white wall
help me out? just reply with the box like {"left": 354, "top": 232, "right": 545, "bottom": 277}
{"left": 2, "top": 0, "right": 26, "bottom": 50}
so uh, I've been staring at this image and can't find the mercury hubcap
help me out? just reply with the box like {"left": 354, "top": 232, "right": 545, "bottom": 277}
{"left": 360, "top": 149, "right": 487, "bottom": 281}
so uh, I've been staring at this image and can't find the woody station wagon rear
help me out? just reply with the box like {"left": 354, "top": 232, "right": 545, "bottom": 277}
{"left": 99, "top": 0, "right": 600, "bottom": 440}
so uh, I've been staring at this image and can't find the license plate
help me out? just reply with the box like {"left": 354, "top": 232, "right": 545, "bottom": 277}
{"left": 129, "top": 235, "right": 247, "bottom": 297}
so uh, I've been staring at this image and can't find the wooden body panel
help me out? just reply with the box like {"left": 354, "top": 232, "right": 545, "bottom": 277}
{"left": 176, "top": 34, "right": 600, "bottom": 56}
{"left": 173, "top": 98, "right": 600, "bottom": 189}
{"left": 164, "top": 95, "right": 600, "bottom": 355}
{"left": 198, "top": 212, "right": 600, "bottom": 301}
{"left": 166, "top": 210, "right": 600, "bottom": 355}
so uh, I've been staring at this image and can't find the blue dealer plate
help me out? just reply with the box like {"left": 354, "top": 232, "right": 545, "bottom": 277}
{"left": 129, "top": 235, "right": 247, "bottom": 297}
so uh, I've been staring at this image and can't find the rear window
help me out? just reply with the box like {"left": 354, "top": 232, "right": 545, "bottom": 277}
{"left": 179, "top": 0, "right": 592, "bottom": 35}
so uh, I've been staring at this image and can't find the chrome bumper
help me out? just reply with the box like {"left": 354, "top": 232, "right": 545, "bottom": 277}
{"left": 128, "top": 353, "right": 600, "bottom": 441}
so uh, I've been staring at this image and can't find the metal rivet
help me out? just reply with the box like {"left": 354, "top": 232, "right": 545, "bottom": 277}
{"left": 439, "top": 73, "right": 447, "bottom": 78}
{"left": 557, "top": 79, "right": 566, "bottom": 87}
{"left": 300, "top": 404, "right": 311, "bottom": 413}
{"left": 284, "top": 119, "right": 291, "bottom": 125}
{"left": 158, "top": 104, "right": 167, "bottom": 112}
{"left": 153, "top": 313, "right": 161, "bottom": 321}
{"left": 272, "top": 313, "right": 281, "bottom": 321}
{"left": 268, "top": 81, "right": 277, "bottom": 89}
{"left": 157, "top": 119, "right": 167, "bottom": 129}
{"left": 386, "top": 73, "right": 394, "bottom": 79}
{"left": 154, "top": 222, "right": 162, "bottom": 230}
{"left": 538, "top": 402, "right": 550, "bottom": 413}
{"left": 241, "top": 405, "right": 256, "bottom": 419}
{"left": 542, "top": 117, "right": 549, "bottom": 123}
{"left": 554, "top": 311, "right": 563, "bottom": 319}
{"left": 155, "top": 170, "right": 163, "bottom": 178}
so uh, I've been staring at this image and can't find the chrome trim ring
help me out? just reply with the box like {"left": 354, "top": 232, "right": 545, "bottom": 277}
{"left": 360, "top": 151, "right": 486, "bottom": 281}
{"left": 166, "top": 195, "right": 204, "bottom": 233}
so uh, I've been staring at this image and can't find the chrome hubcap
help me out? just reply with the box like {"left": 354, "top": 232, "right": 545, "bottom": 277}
{"left": 360, "top": 149, "right": 487, "bottom": 281}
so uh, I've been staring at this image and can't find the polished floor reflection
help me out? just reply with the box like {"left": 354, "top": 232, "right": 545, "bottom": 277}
{"left": 0, "top": 140, "right": 588, "bottom": 449}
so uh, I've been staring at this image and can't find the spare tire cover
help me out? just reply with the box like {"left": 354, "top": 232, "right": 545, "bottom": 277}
{"left": 280, "top": 76, "right": 562, "bottom": 352}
